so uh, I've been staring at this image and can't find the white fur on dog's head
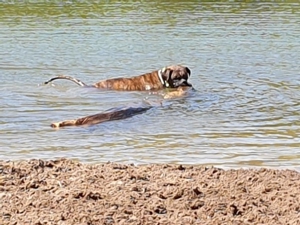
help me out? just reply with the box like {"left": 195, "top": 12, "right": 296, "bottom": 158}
{"left": 159, "top": 65, "right": 191, "bottom": 88}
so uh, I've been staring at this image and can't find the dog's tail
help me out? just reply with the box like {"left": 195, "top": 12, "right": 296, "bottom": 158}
{"left": 44, "top": 75, "right": 88, "bottom": 87}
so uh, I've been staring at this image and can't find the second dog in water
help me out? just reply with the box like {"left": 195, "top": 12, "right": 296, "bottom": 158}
{"left": 51, "top": 86, "right": 193, "bottom": 128}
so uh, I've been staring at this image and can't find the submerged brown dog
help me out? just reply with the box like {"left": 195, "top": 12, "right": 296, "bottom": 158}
{"left": 51, "top": 106, "right": 152, "bottom": 128}
{"left": 44, "top": 65, "right": 191, "bottom": 91}
{"left": 51, "top": 86, "right": 193, "bottom": 128}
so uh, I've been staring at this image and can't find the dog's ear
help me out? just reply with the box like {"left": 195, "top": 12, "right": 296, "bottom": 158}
{"left": 161, "top": 67, "right": 173, "bottom": 82}
{"left": 185, "top": 67, "right": 191, "bottom": 77}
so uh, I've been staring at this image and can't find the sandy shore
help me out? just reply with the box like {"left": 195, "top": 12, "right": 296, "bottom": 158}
{"left": 0, "top": 158, "right": 299, "bottom": 224}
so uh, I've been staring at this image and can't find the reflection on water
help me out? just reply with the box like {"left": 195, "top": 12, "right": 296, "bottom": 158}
{"left": 0, "top": 0, "right": 300, "bottom": 169}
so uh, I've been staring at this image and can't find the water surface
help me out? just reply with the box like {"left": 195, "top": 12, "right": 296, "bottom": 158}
{"left": 1, "top": 0, "right": 300, "bottom": 169}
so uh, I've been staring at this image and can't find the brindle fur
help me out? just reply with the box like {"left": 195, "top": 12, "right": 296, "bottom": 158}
{"left": 44, "top": 65, "right": 191, "bottom": 91}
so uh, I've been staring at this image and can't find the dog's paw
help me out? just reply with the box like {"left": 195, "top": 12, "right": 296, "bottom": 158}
{"left": 51, "top": 122, "right": 61, "bottom": 128}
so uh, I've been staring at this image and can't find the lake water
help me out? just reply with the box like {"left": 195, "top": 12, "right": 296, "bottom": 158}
{"left": 1, "top": 0, "right": 300, "bottom": 169}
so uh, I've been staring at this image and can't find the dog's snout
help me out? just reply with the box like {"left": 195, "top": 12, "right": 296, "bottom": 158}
{"left": 177, "top": 79, "right": 192, "bottom": 87}
{"left": 185, "top": 81, "right": 192, "bottom": 87}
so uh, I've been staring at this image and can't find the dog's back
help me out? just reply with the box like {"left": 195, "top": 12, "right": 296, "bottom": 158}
{"left": 93, "top": 71, "right": 162, "bottom": 91}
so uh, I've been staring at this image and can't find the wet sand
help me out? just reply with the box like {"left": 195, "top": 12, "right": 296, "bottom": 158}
{"left": 1, "top": 158, "right": 299, "bottom": 224}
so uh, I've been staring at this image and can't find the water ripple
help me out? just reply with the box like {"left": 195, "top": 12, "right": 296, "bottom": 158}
{"left": 0, "top": 1, "right": 300, "bottom": 168}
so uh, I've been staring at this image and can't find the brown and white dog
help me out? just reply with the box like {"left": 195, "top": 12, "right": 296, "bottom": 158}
{"left": 46, "top": 65, "right": 193, "bottom": 128}
{"left": 44, "top": 65, "right": 192, "bottom": 91}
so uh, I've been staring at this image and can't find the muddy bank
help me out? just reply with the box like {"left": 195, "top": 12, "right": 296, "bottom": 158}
{"left": 0, "top": 159, "right": 299, "bottom": 225}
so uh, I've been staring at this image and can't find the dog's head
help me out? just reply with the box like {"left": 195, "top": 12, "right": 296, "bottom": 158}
{"left": 158, "top": 65, "right": 192, "bottom": 88}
